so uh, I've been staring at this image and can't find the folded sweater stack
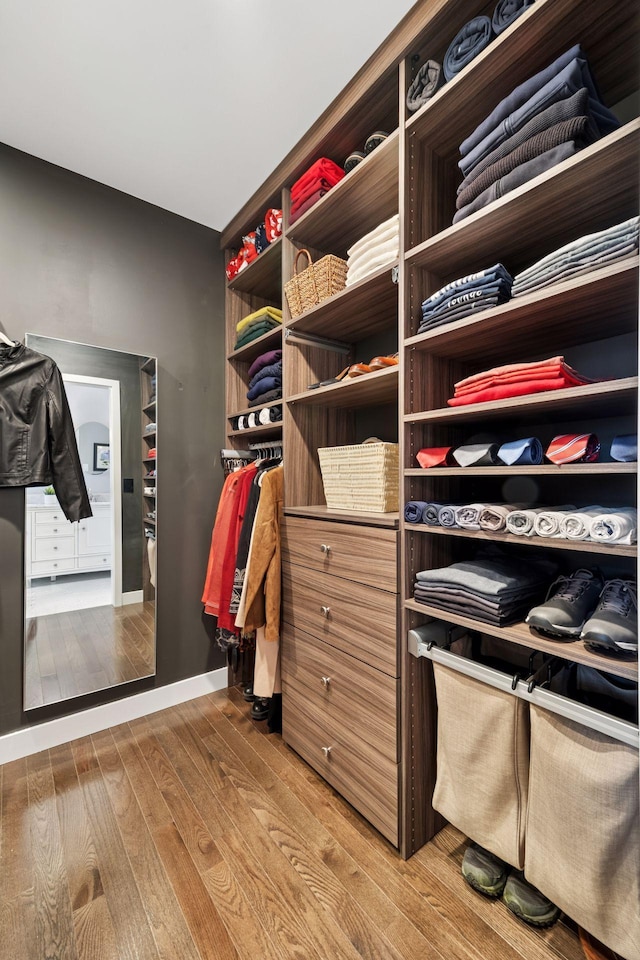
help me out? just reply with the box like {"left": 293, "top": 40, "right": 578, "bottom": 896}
{"left": 414, "top": 553, "right": 557, "bottom": 626}
{"left": 346, "top": 214, "right": 400, "bottom": 287}
{"left": 447, "top": 356, "right": 596, "bottom": 407}
{"left": 418, "top": 263, "right": 513, "bottom": 334}
{"left": 246, "top": 348, "right": 283, "bottom": 404}
{"left": 234, "top": 306, "right": 282, "bottom": 351}
{"left": 454, "top": 45, "right": 619, "bottom": 223}
{"left": 512, "top": 216, "right": 640, "bottom": 296}
{"left": 289, "top": 158, "right": 345, "bottom": 225}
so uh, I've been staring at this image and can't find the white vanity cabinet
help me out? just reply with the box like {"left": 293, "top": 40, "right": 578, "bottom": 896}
{"left": 26, "top": 502, "right": 111, "bottom": 580}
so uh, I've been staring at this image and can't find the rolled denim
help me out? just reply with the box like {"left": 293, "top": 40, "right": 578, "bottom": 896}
{"left": 458, "top": 87, "right": 592, "bottom": 195}
{"left": 421, "top": 264, "right": 512, "bottom": 313}
{"left": 454, "top": 141, "right": 577, "bottom": 223}
{"left": 457, "top": 116, "right": 588, "bottom": 210}
{"left": 459, "top": 55, "right": 619, "bottom": 176}
{"left": 438, "top": 505, "right": 459, "bottom": 527}
{"left": 406, "top": 59, "right": 445, "bottom": 112}
{"left": 422, "top": 502, "right": 443, "bottom": 524}
{"left": 443, "top": 17, "right": 493, "bottom": 82}
{"left": 405, "top": 500, "right": 429, "bottom": 523}
{"left": 492, "top": 0, "right": 534, "bottom": 35}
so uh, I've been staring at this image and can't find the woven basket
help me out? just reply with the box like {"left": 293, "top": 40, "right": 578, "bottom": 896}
{"left": 284, "top": 249, "right": 347, "bottom": 319}
{"left": 318, "top": 442, "right": 399, "bottom": 513}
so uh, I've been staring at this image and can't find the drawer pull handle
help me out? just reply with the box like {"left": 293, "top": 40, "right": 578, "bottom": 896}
{"left": 53, "top": 563, "right": 58, "bottom": 568}
{"left": 320, "top": 676, "right": 331, "bottom": 688}
{"left": 53, "top": 528, "right": 58, "bottom": 533}
{"left": 320, "top": 543, "right": 331, "bottom": 554}
{"left": 321, "top": 746, "right": 332, "bottom": 759}
{"left": 320, "top": 605, "right": 330, "bottom": 618}
{"left": 53, "top": 546, "right": 58, "bottom": 551}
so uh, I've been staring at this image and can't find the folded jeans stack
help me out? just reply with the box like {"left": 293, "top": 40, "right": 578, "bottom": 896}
{"left": 345, "top": 214, "right": 400, "bottom": 287}
{"left": 418, "top": 263, "right": 513, "bottom": 334}
{"left": 447, "top": 355, "right": 596, "bottom": 407}
{"left": 454, "top": 45, "right": 619, "bottom": 223}
{"left": 512, "top": 216, "right": 640, "bottom": 296}
{"left": 289, "top": 158, "right": 345, "bottom": 225}
{"left": 414, "top": 553, "right": 557, "bottom": 626}
{"left": 234, "top": 306, "right": 282, "bottom": 350}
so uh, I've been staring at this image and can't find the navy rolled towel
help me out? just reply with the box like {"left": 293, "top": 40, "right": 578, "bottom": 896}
{"left": 443, "top": 16, "right": 493, "bottom": 82}
{"left": 492, "top": 0, "right": 534, "bottom": 35}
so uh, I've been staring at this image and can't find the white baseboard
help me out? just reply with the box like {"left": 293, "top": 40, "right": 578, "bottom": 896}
{"left": 121, "top": 589, "right": 144, "bottom": 605}
{"left": 0, "top": 668, "right": 227, "bottom": 765}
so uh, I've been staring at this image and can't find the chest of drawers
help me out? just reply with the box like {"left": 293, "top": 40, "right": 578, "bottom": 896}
{"left": 281, "top": 514, "right": 399, "bottom": 845}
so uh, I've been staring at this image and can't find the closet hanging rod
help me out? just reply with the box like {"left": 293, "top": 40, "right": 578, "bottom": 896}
{"left": 408, "top": 631, "right": 639, "bottom": 749}
{"left": 283, "top": 328, "right": 351, "bottom": 354}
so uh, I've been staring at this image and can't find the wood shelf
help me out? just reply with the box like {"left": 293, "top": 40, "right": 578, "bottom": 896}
{"left": 285, "top": 131, "right": 399, "bottom": 253}
{"left": 227, "top": 325, "right": 282, "bottom": 363}
{"left": 405, "top": 0, "right": 639, "bottom": 154}
{"left": 142, "top": 400, "right": 156, "bottom": 414}
{"left": 140, "top": 357, "right": 155, "bottom": 374}
{"left": 285, "top": 505, "right": 399, "bottom": 529}
{"left": 227, "top": 422, "right": 283, "bottom": 439}
{"left": 142, "top": 457, "right": 157, "bottom": 464}
{"left": 285, "top": 261, "right": 398, "bottom": 340}
{"left": 143, "top": 431, "right": 156, "bottom": 440}
{"left": 404, "top": 599, "right": 638, "bottom": 682}
{"left": 405, "top": 463, "right": 637, "bottom": 477}
{"left": 226, "top": 237, "right": 282, "bottom": 303}
{"left": 288, "top": 365, "right": 398, "bottom": 409}
{"left": 143, "top": 475, "right": 156, "bottom": 481}
{"left": 405, "top": 259, "right": 639, "bottom": 361}
{"left": 405, "top": 377, "right": 638, "bottom": 425}
{"left": 405, "top": 522, "right": 637, "bottom": 558}
{"left": 144, "top": 518, "right": 156, "bottom": 526}
{"left": 405, "top": 122, "right": 640, "bottom": 278}
{"left": 228, "top": 398, "right": 283, "bottom": 420}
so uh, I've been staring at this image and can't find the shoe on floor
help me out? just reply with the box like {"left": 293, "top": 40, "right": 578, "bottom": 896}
{"left": 344, "top": 150, "right": 365, "bottom": 174}
{"left": 251, "top": 697, "right": 270, "bottom": 721}
{"left": 242, "top": 684, "right": 255, "bottom": 702}
{"left": 502, "top": 871, "right": 560, "bottom": 927}
{"left": 461, "top": 844, "right": 509, "bottom": 897}
{"left": 364, "top": 130, "right": 388, "bottom": 154}
{"left": 581, "top": 579, "right": 638, "bottom": 655}
{"left": 525, "top": 569, "right": 604, "bottom": 639}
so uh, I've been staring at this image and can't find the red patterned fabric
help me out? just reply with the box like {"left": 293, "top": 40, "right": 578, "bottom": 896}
{"left": 265, "top": 209, "right": 282, "bottom": 243}
{"left": 546, "top": 433, "right": 600, "bottom": 463}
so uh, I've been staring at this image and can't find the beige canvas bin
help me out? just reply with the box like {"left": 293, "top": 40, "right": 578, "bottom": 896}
{"left": 318, "top": 442, "right": 399, "bottom": 513}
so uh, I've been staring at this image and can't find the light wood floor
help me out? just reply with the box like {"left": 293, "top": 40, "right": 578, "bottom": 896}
{"left": 0, "top": 686, "right": 585, "bottom": 960}
{"left": 24, "top": 602, "right": 155, "bottom": 710}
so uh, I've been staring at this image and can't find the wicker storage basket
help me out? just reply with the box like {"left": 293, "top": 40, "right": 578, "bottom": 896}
{"left": 318, "top": 442, "right": 399, "bottom": 513}
{"left": 284, "top": 249, "right": 348, "bottom": 319}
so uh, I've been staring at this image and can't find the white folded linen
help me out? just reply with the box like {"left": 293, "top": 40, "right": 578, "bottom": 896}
{"left": 589, "top": 507, "right": 637, "bottom": 544}
{"left": 346, "top": 243, "right": 399, "bottom": 286}
{"left": 347, "top": 214, "right": 399, "bottom": 260}
{"left": 455, "top": 503, "right": 486, "bottom": 530}
{"left": 559, "top": 506, "right": 605, "bottom": 541}
{"left": 533, "top": 507, "right": 576, "bottom": 538}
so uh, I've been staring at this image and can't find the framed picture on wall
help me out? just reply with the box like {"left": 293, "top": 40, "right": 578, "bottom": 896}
{"left": 93, "top": 442, "right": 110, "bottom": 471}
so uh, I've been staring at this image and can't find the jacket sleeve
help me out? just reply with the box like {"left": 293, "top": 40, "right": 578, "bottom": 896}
{"left": 45, "top": 363, "right": 93, "bottom": 522}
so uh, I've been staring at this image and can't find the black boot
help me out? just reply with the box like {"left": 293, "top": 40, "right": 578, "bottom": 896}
{"left": 251, "top": 697, "right": 270, "bottom": 720}
{"left": 242, "top": 684, "right": 255, "bottom": 702}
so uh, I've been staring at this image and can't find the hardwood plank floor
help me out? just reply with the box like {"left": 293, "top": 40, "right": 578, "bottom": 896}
{"left": 0, "top": 688, "right": 585, "bottom": 960}
{"left": 24, "top": 602, "right": 155, "bottom": 711}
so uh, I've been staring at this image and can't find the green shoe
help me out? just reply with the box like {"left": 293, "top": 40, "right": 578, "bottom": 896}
{"left": 502, "top": 871, "right": 560, "bottom": 927}
{"left": 461, "top": 844, "right": 509, "bottom": 897}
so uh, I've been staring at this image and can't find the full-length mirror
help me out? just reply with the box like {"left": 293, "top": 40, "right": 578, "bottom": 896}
{"left": 24, "top": 335, "right": 157, "bottom": 710}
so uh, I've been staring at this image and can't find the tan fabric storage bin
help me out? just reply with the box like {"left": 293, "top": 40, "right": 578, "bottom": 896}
{"left": 525, "top": 706, "right": 640, "bottom": 960}
{"left": 432, "top": 662, "right": 529, "bottom": 869}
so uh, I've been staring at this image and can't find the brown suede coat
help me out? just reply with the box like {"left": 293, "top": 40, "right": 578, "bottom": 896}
{"left": 243, "top": 465, "right": 283, "bottom": 641}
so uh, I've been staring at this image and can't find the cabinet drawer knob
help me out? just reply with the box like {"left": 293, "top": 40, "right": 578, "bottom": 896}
{"left": 321, "top": 746, "right": 332, "bottom": 759}
{"left": 53, "top": 546, "right": 58, "bottom": 551}
{"left": 320, "top": 543, "right": 331, "bottom": 554}
{"left": 320, "top": 605, "right": 330, "bottom": 618}
{"left": 53, "top": 563, "right": 58, "bottom": 568}
{"left": 320, "top": 676, "right": 331, "bottom": 688}
{"left": 53, "top": 528, "right": 58, "bottom": 533}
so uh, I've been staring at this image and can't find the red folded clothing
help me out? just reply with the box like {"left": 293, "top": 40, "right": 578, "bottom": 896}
{"left": 416, "top": 447, "right": 454, "bottom": 468}
{"left": 265, "top": 208, "right": 282, "bottom": 243}
{"left": 291, "top": 177, "right": 339, "bottom": 212}
{"left": 291, "top": 158, "right": 344, "bottom": 199}
{"left": 454, "top": 357, "right": 593, "bottom": 393}
{"left": 289, "top": 188, "right": 328, "bottom": 224}
{"left": 447, "top": 377, "right": 592, "bottom": 406}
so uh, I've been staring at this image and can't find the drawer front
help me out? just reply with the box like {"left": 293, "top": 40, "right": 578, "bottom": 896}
{"left": 30, "top": 558, "right": 75, "bottom": 577}
{"left": 283, "top": 683, "right": 399, "bottom": 846}
{"left": 34, "top": 537, "right": 75, "bottom": 562}
{"left": 282, "top": 565, "right": 398, "bottom": 677}
{"left": 35, "top": 521, "right": 73, "bottom": 539}
{"left": 78, "top": 554, "right": 111, "bottom": 570}
{"left": 35, "top": 510, "right": 67, "bottom": 524}
{"left": 282, "top": 623, "right": 398, "bottom": 762}
{"left": 282, "top": 517, "right": 397, "bottom": 592}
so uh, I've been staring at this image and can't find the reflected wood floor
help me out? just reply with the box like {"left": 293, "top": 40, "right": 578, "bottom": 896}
{"left": 24, "top": 602, "right": 155, "bottom": 710}
{"left": 0, "top": 686, "right": 584, "bottom": 960}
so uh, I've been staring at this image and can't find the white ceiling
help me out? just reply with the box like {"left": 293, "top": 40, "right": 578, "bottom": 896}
{"left": 0, "top": 0, "right": 417, "bottom": 232}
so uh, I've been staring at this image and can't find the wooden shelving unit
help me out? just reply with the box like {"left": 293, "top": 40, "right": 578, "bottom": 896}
{"left": 288, "top": 365, "right": 398, "bottom": 409}
{"left": 140, "top": 357, "right": 156, "bottom": 602}
{"left": 226, "top": 237, "right": 283, "bottom": 302}
{"left": 226, "top": 326, "right": 282, "bottom": 364}
{"left": 406, "top": 523, "right": 637, "bottom": 558}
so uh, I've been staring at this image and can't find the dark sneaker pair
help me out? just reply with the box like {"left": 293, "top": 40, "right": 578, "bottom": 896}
{"left": 526, "top": 570, "right": 637, "bottom": 656}
{"left": 462, "top": 845, "right": 559, "bottom": 928}
{"left": 344, "top": 131, "right": 389, "bottom": 173}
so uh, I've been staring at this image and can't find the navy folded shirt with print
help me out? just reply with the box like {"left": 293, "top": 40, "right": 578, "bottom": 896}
{"left": 418, "top": 263, "right": 513, "bottom": 334}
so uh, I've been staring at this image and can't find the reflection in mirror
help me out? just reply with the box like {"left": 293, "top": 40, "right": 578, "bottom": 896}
{"left": 24, "top": 335, "right": 156, "bottom": 710}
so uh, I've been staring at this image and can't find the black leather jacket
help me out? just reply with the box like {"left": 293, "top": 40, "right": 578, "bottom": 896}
{"left": 0, "top": 341, "right": 92, "bottom": 522}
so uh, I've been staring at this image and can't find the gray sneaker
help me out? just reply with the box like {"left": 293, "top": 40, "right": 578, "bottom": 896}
{"left": 502, "top": 871, "right": 560, "bottom": 927}
{"left": 525, "top": 569, "right": 604, "bottom": 639}
{"left": 461, "top": 844, "right": 509, "bottom": 897}
{"left": 581, "top": 579, "right": 638, "bottom": 655}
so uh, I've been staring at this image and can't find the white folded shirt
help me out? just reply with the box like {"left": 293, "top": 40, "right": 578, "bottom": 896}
{"left": 347, "top": 214, "right": 399, "bottom": 260}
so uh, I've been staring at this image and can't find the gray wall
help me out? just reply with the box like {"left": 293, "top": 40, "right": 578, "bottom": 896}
{"left": 0, "top": 143, "right": 226, "bottom": 735}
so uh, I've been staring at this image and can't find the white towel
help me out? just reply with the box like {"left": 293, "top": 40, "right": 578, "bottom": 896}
{"left": 533, "top": 508, "right": 576, "bottom": 538}
{"left": 559, "top": 506, "right": 605, "bottom": 540}
{"left": 347, "top": 214, "right": 399, "bottom": 260}
{"left": 505, "top": 507, "right": 546, "bottom": 536}
{"left": 455, "top": 503, "right": 486, "bottom": 530}
{"left": 589, "top": 508, "right": 637, "bottom": 544}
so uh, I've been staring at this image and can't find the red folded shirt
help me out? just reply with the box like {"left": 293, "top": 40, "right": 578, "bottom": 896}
{"left": 448, "top": 357, "right": 598, "bottom": 406}
{"left": 289, "top": 188, "right": 328, "bottom": 225}
{"left": 291, "top": 158, "right": 344, "bottom": 200}
{"left": 291, "top": 177, "right": 339, "bottom": 212}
